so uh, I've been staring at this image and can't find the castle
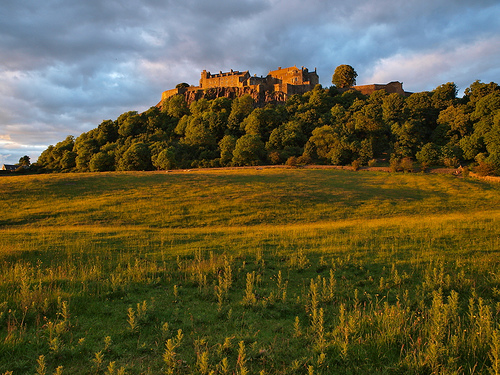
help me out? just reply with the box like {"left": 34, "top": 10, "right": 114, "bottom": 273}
{"left": 160, "top": 66, "right": 319, "bottom": 103}
{"left": 159, "top": 66, "right": 410, "bottom": 105}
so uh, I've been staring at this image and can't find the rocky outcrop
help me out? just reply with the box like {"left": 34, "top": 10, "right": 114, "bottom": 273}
{"left": 160, "top": 86, "right": 290, "bottom": 107}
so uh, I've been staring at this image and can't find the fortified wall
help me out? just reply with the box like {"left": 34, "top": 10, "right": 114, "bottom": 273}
{"left": 160, "top": 66, "right": 319, "bottom": 105}
{"left": 159, "top": 66, "right": 410, "bottom": 107}
{"left": 344, "top": 81, "right": 410, "bottom": 96}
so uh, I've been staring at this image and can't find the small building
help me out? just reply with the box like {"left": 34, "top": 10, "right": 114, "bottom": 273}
{"left": 1, "top": 164, "right": 18, "bottom": 171}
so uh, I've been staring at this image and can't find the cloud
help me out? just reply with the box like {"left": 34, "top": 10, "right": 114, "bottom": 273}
{"left": 0, "top": 0, "right": 499, "bottom": 164}
{"left": 365, "top": 36, "right": 500, "bottom": 93}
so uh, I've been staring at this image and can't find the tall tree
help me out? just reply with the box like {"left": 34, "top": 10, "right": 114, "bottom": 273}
{"left": 117, "top": 142, "right": 152, "bottom": 171}
{"left": 232, "top": 134, "right": 266, "bottom": 166}
{"left": 18, "top": 155, "right": 30, "bottom": 166}
{"left": 219, "top": 135, "right": 237, "bottom": 166}
{"left": 332, "top": 65, "right": 358, "bottom": 88}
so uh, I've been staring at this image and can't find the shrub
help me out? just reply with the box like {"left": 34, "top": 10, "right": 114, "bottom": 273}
{"left": 351, "top": 159, "right": 361, "bottom": 171}
{"left": 400, "top": 157, "right": 414, "bottom": 173}
{"left": 389, "top": 157, "right": 400, "bottom": 173}
{"left": 462, "top": 165, "right": 470, "bottom": 178}
{"left": 416, "top": 143, "right": 441, "bottom": 168}
{"left": 286, "top": 156, "right": 298, "bottom": 167}
{"left": 269, "top": 152, "right": 281, "bottom": 165}
{"left": 443, "top": 157, "right": 460, "bottom": 168}
{"left": 474, "top": 161, "right": 497, "bottom": 176}
{"left": 297, "top": 154, "right": 312, "bottom": 165}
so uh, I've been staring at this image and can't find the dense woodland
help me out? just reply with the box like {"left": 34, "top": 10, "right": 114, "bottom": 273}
{"left": 36, "top": 79, "right": 500, "bottom": 175}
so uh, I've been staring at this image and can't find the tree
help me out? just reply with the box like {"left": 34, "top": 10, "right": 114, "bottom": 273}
{"left": 433, "top": 105, "right": 471, "bottom": 145}
{"left": 241, "top": 107, "right": 281, "bottom": 140}
{"left": 382, "top": 93, "right": 405, "bottom": 124}
{"left": 460, "top": 133, "right": 484, "bottom": 161}
{"left": 117, "top": 142, "right": 152, "bottom": 171}
{"left": 89, "top": 151, "right": 115, "bottom": 172}
{"left": 219, "top": 135, "right": 237, "bottom": 166}
{"left": 96, "top": 120, "right": 119, "bottom": 145}
{"left": 182, "top": 115, "right": 216, "bottom": 148}
{"left": 464, "top": 80, "right": 500, "bottom": 106}
{"left": 152, "top": 147, "right": 176, "bottom": 170}
{"left": 117, "top": 111, "right": 144, "bottom": 138}
{"left": 332, "top": 65, "right": 358, "bottom": 88}
{"left": 307, "top": 125, "right": 352, "bottom": 165}
{"left": 176, "top": 83, "right": 190, "bottom": 89}
{"left": 37, "top": 146, "right": 56, "bottom": 170}
{"left": 227, "top": 95, "right": 255, "bottom": 134}
{"left": 74, "top": 134, "right": 98, "bottom": 172}
{"left": 432, "top": 82, "right": 458, "bottom": 110}
{"left": 266, "top": 121, "right": 305, "bottom": 159}
{"left": 391, "top": 120, "right": 422, "bottom": 158}
{"left": 165, "top": 95, "right": 190, "bottom": 119}
{"left": 60, "top": 150, "right": 77, "bottom": 170}
{"left": 416, "top": 143, "right": 441, "bottom": 168}
{"left": 18, "top": 155, "right": 30, "bottom": 166}
{"left": 232, "top": 134, "right": 266, "bottom": 166}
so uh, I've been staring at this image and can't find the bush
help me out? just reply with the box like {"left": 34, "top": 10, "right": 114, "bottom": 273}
{"left": 443, "top": 157, "right": 460, "bottom": 168}
{"left": 297, "top": 154, "right": 312, "bottom": 166}
{"left": 462, "top": 165, "right": 470, "bottom": 178}
{"left": 269, "top": 152, "right": 281, "bottom": 165}
{"left": 285, "top": 156, "right": 298, "bottom": 167}
{"left": 351, "top": 159, "right": 361, "bottom": 171}
{"left": 416, "top": 143, "right": 440, "bottom": 167}
{"left": 389, "top": 157, "right": 400, "bottom": 173}
{"left": 474, "top": 161, "right": 497, "bottom": 176}
{"left": 367, "top": 159, "right": 377, "bottom": 167}
{"left": 401, "top": 158, "right": 414, "bottom": 173}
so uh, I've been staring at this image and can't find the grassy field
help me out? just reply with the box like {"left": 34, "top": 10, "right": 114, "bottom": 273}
{"left": 0, "top": 168, "right": 499, "bottom": 374}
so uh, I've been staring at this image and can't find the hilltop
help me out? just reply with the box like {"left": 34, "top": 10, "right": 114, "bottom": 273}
{"left": 158, "top": 66, "right": 411, "bottom": 107}
{"left": 34, "top": 69, "right": 500, "bottom": 176}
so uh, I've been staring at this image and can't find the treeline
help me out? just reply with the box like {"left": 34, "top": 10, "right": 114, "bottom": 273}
{"left": 37, "top": 80, "right": 500, "bottom": 174}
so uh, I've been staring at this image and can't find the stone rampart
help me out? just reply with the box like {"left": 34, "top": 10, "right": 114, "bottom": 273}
{"left": 340, "top": 81, "right": 411, "bottom": 96}
{"left": 160, "top": 66, "right": 319, "bottom": 104}
{"left": 159, "top": 67, "right": 409, "bottom": 107}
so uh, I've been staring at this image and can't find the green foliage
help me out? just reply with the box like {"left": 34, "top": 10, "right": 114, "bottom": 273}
{"left": 416, "top": 142, "right": 441, "bottom": 168}
{"left": 308, "top": 125, "right": 352, "bottom": 165}
{"left": 18, "top": 155, "right": 30, "bottom": 166}
{"left": 332, "top": 64, "right": 358, "bottom": 88}
{"left": 164, "top": 95, "right": 190, "bottom": 119}
{"left": 117, "top": 142, "right": 152, "bottom": 171}
{"left": 182, "top": 115, "right": 216, "bottom": 148}
{"left": 152, "top": 147, "right": 176, "bottom": 170}
{"left": 35, "top": 78, "right": 500, "bottom": 176}
{"left": 432, "top": 82, "right": 458, "bottom": 110}
{"left": 89, "top": 151, "right": 115, "bottom": 172}
{"left": 227, "top": 95, "right": 254, "bottom": 133}
{"left": 218, "top": 135, "right": 237, "bottom": 166}
{"left": 232, "top": 134, "right": 266, "bottom": 166}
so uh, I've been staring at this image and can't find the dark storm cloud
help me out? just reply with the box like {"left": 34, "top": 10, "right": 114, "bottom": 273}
{"left": 0, "top": 0, "right": 499, "bottom": 164}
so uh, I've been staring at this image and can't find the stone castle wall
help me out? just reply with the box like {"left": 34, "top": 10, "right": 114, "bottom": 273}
{"left": 159, "top": 67, "right": 409, "bottom": 106}
{"left": 199, "top": 69, "right": 251, "bottom": 89}
{"left": 344, "top": 81, "right": 410, "bottom": 96}
{"left": 160, "top": 66, "right": 319, "bottom": 104}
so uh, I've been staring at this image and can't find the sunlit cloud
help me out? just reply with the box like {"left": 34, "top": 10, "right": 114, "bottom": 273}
{"left": 364, "top": 36, "right": 500, "bottom": 93}
{"left": 0, "top": 0, "right": 499, "bottom": 163}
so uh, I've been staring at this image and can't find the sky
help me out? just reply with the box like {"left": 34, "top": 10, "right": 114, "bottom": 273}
{"left": 1, "top": 0, "right": 499, "bottom": 165}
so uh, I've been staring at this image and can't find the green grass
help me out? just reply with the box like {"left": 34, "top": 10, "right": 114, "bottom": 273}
{"left": 0, "top": 168, "right": 499, "bottom": 374}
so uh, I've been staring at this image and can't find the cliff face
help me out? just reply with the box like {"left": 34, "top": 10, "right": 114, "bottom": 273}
{"left": 181, "top": 86, "right": 288, "bottom": 106}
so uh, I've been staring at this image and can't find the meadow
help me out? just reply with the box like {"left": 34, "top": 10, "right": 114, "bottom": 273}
{"left": 0, "top": 168, "right": 499, "bottom": 374}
